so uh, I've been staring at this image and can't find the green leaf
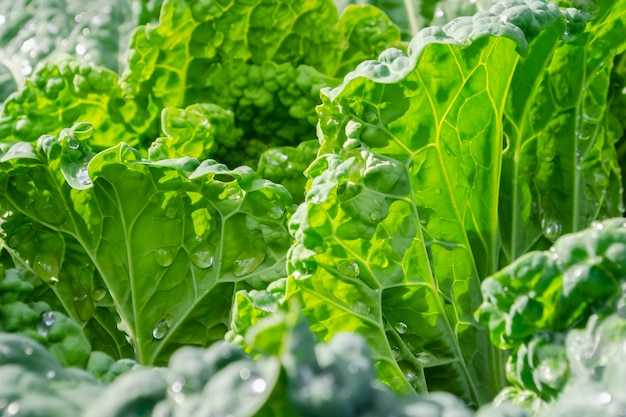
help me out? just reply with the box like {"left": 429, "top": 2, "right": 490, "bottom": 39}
{"left": 477, "top": 218, "right": 626, "bottom": 350}
{"left": 499, "top": 0, "right": 626, "bottom": 261}
{"left": 0, "top": 57, "right": 150, "bottom": 150}
{"left": 0, "top": 124, "right": 293, "bottom": 365}
{"left": 121, "top": 0, "right": 401, "bottom": 168}
{"left": 287, "top": 0, "right": 583, "bottom": 406}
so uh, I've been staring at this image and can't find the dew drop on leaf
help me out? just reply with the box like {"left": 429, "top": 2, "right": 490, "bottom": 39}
{"left": 250, "top": 378, "right": 267, "bottom": 394}
{"left": 93, "top": 288, "right": 107, "bottom": 302}
{"left": 337, "top": 260, "right": 360, "bottom": 277}
{"left": 599, "top": 392, "right": 612, "bottom": 404}
{"left": 190, "top": 246, "right": 214, "bottom": 269}
{"left": 6, "top": 402, "right": 19, "bottom": 416}
{"left": 232, "top": 248, "right": 266, "bottom": 277}
{"left": 394, "top": 322, "right": 408, "bottom": 335}
{"left": 67, "top": 135, "right": 80, "bottom": 149}
{"left": 152, "top": 319, "right": 170, "bottom": 340}
{"left": 266, "top": 204, "right": 284, "bottom": 220}
{"left": 32, "top": 252, "right": 60, "bottom": 282}
{"left": 391, "top": 345, "right": 400, "bottom": 360}
{"left": 73, "top": 293, "right": 95, "bottom": 321}
{"left": 153, "top": 246, "right": 176, "bottom": 267}
{"left": 541, "top": 218, "right": 563, "bottom": 241}
{"left": 37, "top": 311, "right": 55, "bottom": 337}
{"left": 239, "top": 368, "right": 251, "bottom": 380}
{"left": 351, "top": 301, "right": 370, "bottom": 315}
{"left": 416, "top": 352, "right": 436, "bottom": 365}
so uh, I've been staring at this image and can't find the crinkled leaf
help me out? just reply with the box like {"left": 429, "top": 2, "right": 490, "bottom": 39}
{"left": 476, "top": 218, "right": 626, "bottom": 349}
{"left": 0, "top": 124, "right": 293, "bottom": 365}
{"left": 287, "top": 0, "right": 590, "bottom": 406}
{"left": 121, "top": 0, "right": 400, "bottom": 168}
{"left": 0, "top": 57, "right": 150, "bottom": 149}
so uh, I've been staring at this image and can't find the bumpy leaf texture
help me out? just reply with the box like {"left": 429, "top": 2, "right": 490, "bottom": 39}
{"left": 286, "top": 0, "right": 624, "bottom": 407}
{"left": 476, "top": 218, "right": 626, "bottom": 399}
{"left": 0, "top": 59, "right": 148, "bottom": 149}
{"left": 0, "top": 123, "right": 293, "bottom": 365}
{"left": 120, "top": 0, "right": 402, "bottom": 167}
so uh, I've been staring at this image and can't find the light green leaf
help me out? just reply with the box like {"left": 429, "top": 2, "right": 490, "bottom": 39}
{"left": 287, "top": 0, "right": 582, "bottom": 406}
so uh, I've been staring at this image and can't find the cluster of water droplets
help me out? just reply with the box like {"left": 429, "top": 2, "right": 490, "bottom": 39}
{"left": 239, "top": 367, "right": 268, "bottom": 395}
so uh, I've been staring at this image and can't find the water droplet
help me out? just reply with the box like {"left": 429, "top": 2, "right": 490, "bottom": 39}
{"left": 152, "top": 319, "right": 170, "bottom": 340}
{"left": 153, "top": 246, "right": 176, "bottom": 267}
{"left": 93, "top": 288, "right": 107, "bottom": 301}
{"left": 416, "top": 352, "right": 435, "bottom": 365}
{"left": 24, "top": 347, "right": 33, "bottom": 356}
{"left": 46, "top": 370, "right": 56, "bottom": 379}
{"left": 250, "top": 378, "right": 267, "bottom": 393}
{"left": 190, "top": 245, "right": 214, "bottom": 269}
{"left": 75, "top": 166, "right": 91, "bottom": 186}
{"left": 337, "top": 260, "right": 360, "bottom": 277}
{"left": 591, "top": 221, "right": 604, "bottom": 230}
{"left": 499, "top": 14, "right": 508, "bottom": 23}
{"left": 364, "top": 112, "right": 378, "bottom": 123}
{"left": 6, "top": 402, "right": 19, "bottom": 416}
{"left": 394, "top": 322, "right": 408, "bottom": 335}
{"left": 38, "top": 311, "right": 55, "bottom": 337}
{"left": 232, "top": 248, "right": 266, "bottom": 277}
{"left": 266, "top": 204, "right": 284, "bottom": 220}
{"left": 541, "top": 218, "right": 563, "bottom": 241}
{"left": 434, "top": 7, "right": 445, "bottom": 18}
{"left": 73, "top": 293, "right": 95, "bottom": 321}
{"left": 536, "top": 363, "right": 557, "bottom": 384}
{"left": 221, "top": 184, "right": 243, "bottom": 200}
{"left": 351, "top": 301, "right": 371, "bottom": 315}
{"left": 240, "top": 368, "right": 251, "bottom": 380}
{"left": 404, "top": 371, "right": 418, "bottom": 385}
{"left": 32, "top": 252, "right": 59, "bottom": 282}
{"left": 67, "top": 135, "right": 80, "bottom": 149}
{"left": 599, "top": 392, "right": 612, "bottom": 404}
{"left": 171, "top": 379, "right": 184, "bottom": 393}
{"left": 50, "top": 277, "right": 59, "bottom": 284}
{"left": 391, "top": 345, "right": 400, "bottom": 360}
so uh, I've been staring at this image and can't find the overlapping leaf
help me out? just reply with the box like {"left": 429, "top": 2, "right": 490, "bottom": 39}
{"left": 121, "top": 0, "right": 401, "bottom": 167}
{"left": 0, "top": 123, "right": 293, "bottom": 365}
{"left": 286, "top": 0, "right": 591, "bottom": 406}
{"left": 499, "top": 0, "right": 626, "bottom": 262}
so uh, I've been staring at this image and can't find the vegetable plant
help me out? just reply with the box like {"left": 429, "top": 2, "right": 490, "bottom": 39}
{"left": 0, "top": 0, "right": 625, "bottom": 415}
